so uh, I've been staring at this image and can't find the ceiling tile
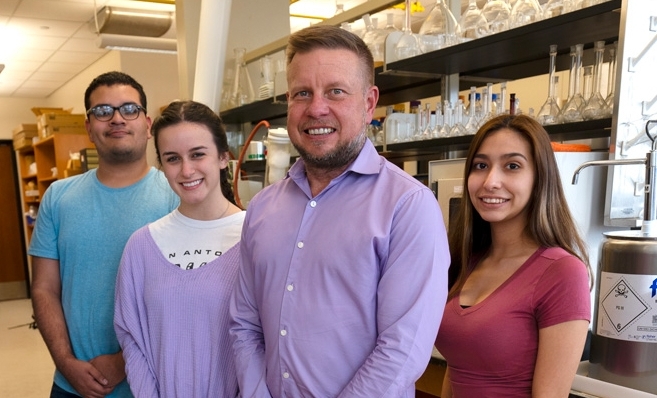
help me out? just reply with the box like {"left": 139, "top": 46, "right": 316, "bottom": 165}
{"left": 60, "top": 37, "right": 106, "bottom": 52}
{"left": 29, "top": 70, "right": 76, "bottom": 82}
{"left": 21, "top": 79, "right": 67, "bottom": 89}
{"left": 13, "top": 0, "right": 96, "bottom": 22}
{"left": 17, "top": 34, "right": 67, "bottom": 50}
{"left": 37, "top": 61, "right": 87, "bottom": 74}
{"left": 8, "top": 17, "right": 87, "bottom": 38}
{"left": 48, "top": 50, "right": 107, "bottom": 64}
{"left": 4, "top": 59, "right": 42, "bottom": 73}
{"left": 0, "top": 0, "right": 20, "bottom": 16}
{"left": 12, "top": 48, "right": 55, "bottom": 62}
{"left": 13, "top": 86, "right": 57, "bottom": 97}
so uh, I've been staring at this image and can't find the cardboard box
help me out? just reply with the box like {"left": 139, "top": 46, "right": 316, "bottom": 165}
{"left": 40, "top": 125, "right": 88, "bottom": 138}
{"left": 31, "top": 107, "right": 72, "bottom": 116}
{"left": 13, "top": 137, "right": 33, "bottom": 151}
{"left": 37, "top": 113, "right": 86, "bottom": 129}
{"left": 12, "top": 123, "right": 38, "bottom": 137}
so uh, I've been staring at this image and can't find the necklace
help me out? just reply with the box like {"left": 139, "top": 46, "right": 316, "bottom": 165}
{"left": 218, "top": 200, "right": 231, "bottom": 219}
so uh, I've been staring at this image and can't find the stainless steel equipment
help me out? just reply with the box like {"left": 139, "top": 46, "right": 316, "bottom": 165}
{"left": 572, "top": 128, "right": 657, "bottom": 394}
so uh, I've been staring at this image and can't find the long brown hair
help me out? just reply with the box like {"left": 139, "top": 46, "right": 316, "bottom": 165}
{"left": 448, "top": 114, "right": 592, "bottom": 297}
{"left": 152, "top": 100, "right": 237, "bottom": 207}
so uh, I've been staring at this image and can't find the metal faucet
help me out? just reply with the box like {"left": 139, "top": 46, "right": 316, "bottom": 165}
{"left": 571, "top": 136, "right": 657, "bottom": 232}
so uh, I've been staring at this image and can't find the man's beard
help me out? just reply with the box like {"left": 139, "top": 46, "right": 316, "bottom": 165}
{"left": 293, "top": 129, "right": 367, "bottom": 171}
{"left": 96, "top": 144, "right": 145, "bottom": 165}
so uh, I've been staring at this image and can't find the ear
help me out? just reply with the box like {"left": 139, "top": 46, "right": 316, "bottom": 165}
{"left": 219, "top": 151, "right": 230, "bottom": 169}
{"left": 364, "top": 85, "right": 379, "bottom": 123}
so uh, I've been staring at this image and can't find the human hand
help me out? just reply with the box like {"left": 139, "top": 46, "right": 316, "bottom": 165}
{"left": 89, "top": 352, "right": 126, "bottom": 389}
{"left": 58, "top": 357, "right": 114, "bottom": 398}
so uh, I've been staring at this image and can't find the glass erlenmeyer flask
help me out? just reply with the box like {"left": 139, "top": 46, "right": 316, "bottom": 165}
{"left": 450, "top": 99, "right": 468, "bottom": 137}
{"left": 395, "top": 0, "right": 422, "bottom": 60}
{"left": 418, "top": 0, "right": 461, "bottom": 53}
{"left": 460, "top": 0, "right": 489, "bottom": 41}
{"left": 510, "top": 0, "right": 543, "bottom": 28}
{"left": 604, "top": 41, "right": 617, "bottom": 118}
{"left": 537, "top": 45, "right": 562, "bottom": 125}
{"left": 560, "top": 44, "right": 585, "bottom": 123}
{"left": 229, "top": 47, "right": 255, "bottom": 108}
{"left": 482, "top": 0, "right": 511, "bottom": 34}
{"left": 582, "top": 41, "right": 608, "bottom": 120}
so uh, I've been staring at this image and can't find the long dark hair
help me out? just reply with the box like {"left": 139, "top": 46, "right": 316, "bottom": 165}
{"left": 152, "top": 100, "right": 237, "bottom": 206}
{"left": 449, "top": 114, "right": 591, "bottom": 297}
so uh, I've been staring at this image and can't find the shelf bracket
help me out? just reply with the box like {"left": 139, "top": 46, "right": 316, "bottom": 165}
{"left": 642, "top": 94, "right": 657, "bottom": 116}
{"left": 651, "top": 16, "right": 657, "bottom": 32}
{"left": 628, "top": 32, "right": 657, "bottom": 72}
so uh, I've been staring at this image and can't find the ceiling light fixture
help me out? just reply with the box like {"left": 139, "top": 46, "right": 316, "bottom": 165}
{"left": 96, "top": 33, "right": 177, "bottom": 54}
{"left": 92, "top": 5, "right": 177, "bottom": 53}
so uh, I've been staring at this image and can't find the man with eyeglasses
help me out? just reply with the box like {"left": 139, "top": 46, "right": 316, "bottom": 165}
{"left": 29, "top": 71, "right": 179, "bottom": 398}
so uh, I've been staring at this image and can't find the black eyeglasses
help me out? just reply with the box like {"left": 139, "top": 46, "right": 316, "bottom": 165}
{"left": 86, "top": 103, "right": 146, "bottom": 122}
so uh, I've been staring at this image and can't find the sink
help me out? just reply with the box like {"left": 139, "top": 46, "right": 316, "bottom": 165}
{"left": 572, "top": 362, "right": 657, "bottom": 398}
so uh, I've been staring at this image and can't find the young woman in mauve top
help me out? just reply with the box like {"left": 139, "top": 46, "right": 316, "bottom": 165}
{"left": 114, "top": 100, "right": 243, "bottom": 398}
{"left": 435, "top": 114, "right": 592, "bottom": 398}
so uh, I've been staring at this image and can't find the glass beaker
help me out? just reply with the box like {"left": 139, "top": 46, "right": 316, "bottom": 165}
{"left": 582, "top": 41, "right": 608, "bottom": 120}
{"left": 481, "top": 0, "right": 511, "bottom": 34}
{"left": 258, "top": 55, "right": 274, "bottom": 100}
{"left": 510, "top": 0, "right": 543, "bottom": 28}
{"left": 537, "top": 44, "right": 562, "bottom": 125}
{"left": 229, "top": 47, "right": 255, "bottom": 108}
{"left": 395, "top": 0, "right": 422, "bottom": 60}
{"left": 418, "top": 0, "right": 461, "bottom": 53}
{"left": 460, "top": 0, "right": 490, "bottom": 41}
{"left": 560, "top": 44, "right": 586, "bottom": 123}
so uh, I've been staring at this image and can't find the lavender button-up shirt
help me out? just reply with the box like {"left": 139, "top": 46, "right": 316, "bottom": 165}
{"left": 230, "top": 141, "right": 449, "bottom": 397}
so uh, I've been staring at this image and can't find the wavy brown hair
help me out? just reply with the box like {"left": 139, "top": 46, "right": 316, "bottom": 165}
{"left": 448, "top": 114, "right": 592, "bottom": 297}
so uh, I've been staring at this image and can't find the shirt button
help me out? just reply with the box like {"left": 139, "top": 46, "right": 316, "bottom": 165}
{"left": 280, "top": 329, "right": 287, "bottom": 336}
{"left": 286, "top": 284, "right": 294, "bottom": 291}
{"left": 283, "top": 372, "right": 290, "bottom": 379}
{"left": 297, "top": 241, "right": 304, "bottom": 249}
{"left": 310, "top": 200, "right": 317, "bottom": 208}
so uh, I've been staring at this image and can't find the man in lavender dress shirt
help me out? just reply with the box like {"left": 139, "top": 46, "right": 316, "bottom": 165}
{"left": 230, "top": 25, "right": 450, "bottom": 397}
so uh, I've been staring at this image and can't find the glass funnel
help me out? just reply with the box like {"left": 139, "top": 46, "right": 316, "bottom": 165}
{"left": 229, "top": 47, "right": 255, "bottom": 108}
{"left": 537, "top": 45, "right": 562, "bottom": 125}
{"left": 582, "top": 41, "right": 608, "bottom": 120}
{"left": 395, "top": 0, "right": 422, "bottom": 61}
{"left": 460, "top": 0, "right": 490, "bottom": 41}
{"left": 560, "top": 44, "right": 586, "bottom": 123}
{"left": 481, "top": 0, "right": 511, "bottom": 34}
{"left": 510, "top": 0, "right": 543, "bottom": 28}
{"left": 418, "top": 0, "right": 461, "bottom": 53}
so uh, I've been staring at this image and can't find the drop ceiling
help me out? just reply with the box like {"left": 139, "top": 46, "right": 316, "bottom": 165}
{"left": 0, "top": 0, "right": 439, "bottom": 99}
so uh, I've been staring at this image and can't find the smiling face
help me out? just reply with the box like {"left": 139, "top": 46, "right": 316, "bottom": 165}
{"left": 158, "top": 121, "right": 228, "bottom": 219}
{"left": 85, "top": 84, "right": 152, "bottom": 165}
{"left": 286, "top": 48, "right": 378, "bottom": 173}
{"left": 467, "top": 128, "right": 535, "bottom": 231}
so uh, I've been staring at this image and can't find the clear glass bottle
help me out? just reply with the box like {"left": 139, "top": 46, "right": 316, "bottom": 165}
{"left": 395, "top": 0, "right": 422, "bottom": 61}
{"left": 450, "top": 99, "right": 468, "bottom": 136}
{"left": 229, "top": 47, "right": 255, "bottom": 108}
{"left": 481, "top": 0, "right": 512, "bottom": 34}
{"left": 537, "top": 44, "right": 562, "bottom": 125}
{"left": 510, "top": 0, "right": 543, "bottom": 28}
{"left": 418, "top": 0, "right": 461, "bottom": 53}
{"left": 604, "top": 41, "right": 617, "bottom": 118}
{"left": 460, "top": 0, "right": 489, "bottom": 41}
{"left": 582, "top": 41, "right": 608, "bottom": 120}
{"left": 560, "top": 44, "right": 586, "bottom": 123}
{"left": 384, "top": 13, "right": 398, "bottom": 33}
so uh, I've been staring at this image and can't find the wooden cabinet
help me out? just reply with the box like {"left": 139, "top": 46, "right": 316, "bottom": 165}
{"left": 16, "top": 133, "right": 94, "bottom": 246}
{"left": 33, "top": 133, "right": 94, "bottom": 198}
